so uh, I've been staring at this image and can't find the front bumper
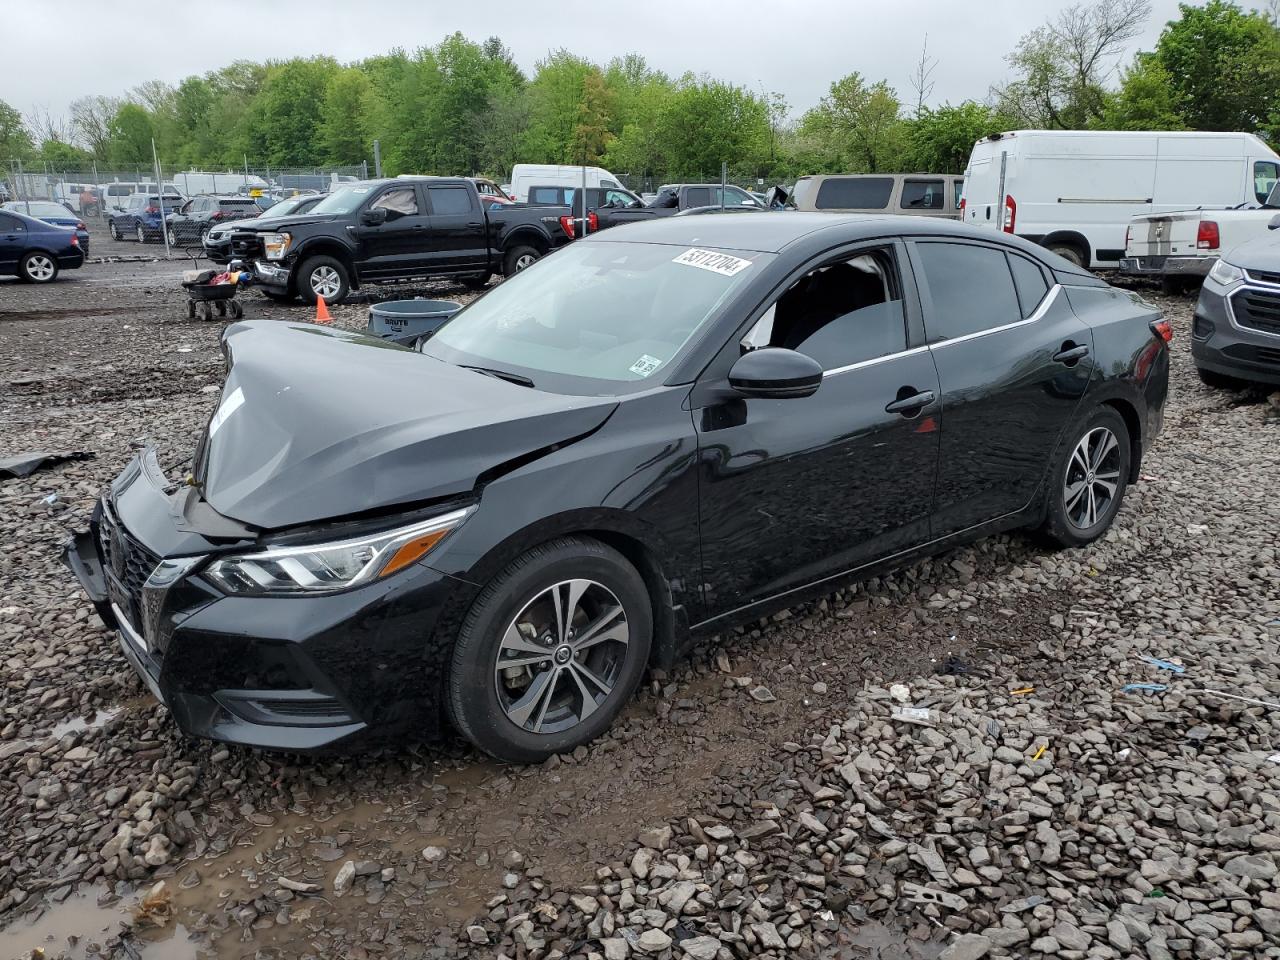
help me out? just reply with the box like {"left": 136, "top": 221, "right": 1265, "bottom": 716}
{"left": 1191, "top": 281, "right": 1280, "bottom": 387}
{"left": 252, "top": 260, "right": 291, "bottom": 292}
{"left": 63, "top": 452, "right": 469, "bottom": 752}
{"left": 1118, "top": 255, "right": 1214, "bottom": 278}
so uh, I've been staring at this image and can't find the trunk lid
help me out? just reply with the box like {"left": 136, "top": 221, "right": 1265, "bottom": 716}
{"left": 198, "top": 321, "right": 617, "bottom": 530}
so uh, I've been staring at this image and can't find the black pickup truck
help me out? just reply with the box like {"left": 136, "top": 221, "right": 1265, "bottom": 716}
{"left": 230, "top": 176, "right": 575, "bottom": 304}
{"left": 590, "top": 182, "right": 765, "bottom": 231}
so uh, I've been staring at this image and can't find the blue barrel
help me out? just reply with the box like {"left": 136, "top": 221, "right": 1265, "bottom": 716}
{"left": 367, "top": 299, "right": 462, "bottom": 346}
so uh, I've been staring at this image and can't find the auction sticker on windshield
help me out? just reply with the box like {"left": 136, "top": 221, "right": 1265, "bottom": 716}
{"left": 672, "top": 248, "right": 754, "bottom": 277}
{"left": 629, "top": 354, "right": 663, "bottom": 377}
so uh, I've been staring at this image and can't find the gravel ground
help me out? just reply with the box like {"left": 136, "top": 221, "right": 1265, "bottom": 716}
{"left": 1, "top": 259, "right": 1278, "bottom": 960}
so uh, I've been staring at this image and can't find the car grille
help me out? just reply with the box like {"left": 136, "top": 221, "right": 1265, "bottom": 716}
{"left": 98, "top": 503, "right": 159, "bottom": 632}
{"left": 1232, "top": 288, "right": 1280, "bottom": 336}
{"left": 1257, "top": 346, "right": 1280, "bottom": 366}
{"left": 1245, "top": 268, "right": 1280, "bottom": 286}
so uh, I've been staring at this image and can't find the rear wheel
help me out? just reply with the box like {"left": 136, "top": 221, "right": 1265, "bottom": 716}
{"left": 135, "top": 223, "right": 146, "bottom": 244}
{"left": 19, "top": 252, "right": 58, "bottom": 283}
{"left": 166, "top": 227, "right": 177, "bottom": 246}
{"left": 298, "top": 256, "right": 350, "bottom": 304}
{"left": 502, "top": 245, "right": 540, "bottom": 277}
{"left": 448, "top": 537, "right": 653, "bottom": 763}
{"left": 108, "top": 221, "right": 121, "bottom": 241}
{"left": 1196, "top": 366, "right": 1246, "bottom": 390}
{"left": 1046, "top": 242, "right": 1086, "bottom": 268}
{"left": 1040, "top": 407, "right": 1130, "bottom": 548}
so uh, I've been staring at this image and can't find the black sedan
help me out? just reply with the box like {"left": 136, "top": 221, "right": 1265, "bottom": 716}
{"left": 1192, "top": 233, "right": 1280, "bottom": 388}
{"left": 65, "top": 214, "right": 1169, "bottom": 761}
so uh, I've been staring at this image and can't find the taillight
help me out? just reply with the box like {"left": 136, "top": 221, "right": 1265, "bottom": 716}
{"left": 558, "top": 212, "right": 598, "bottom": 238}
{"left": 959, "top": 198, "right": 966, "bottom": 219}
{"left": 1197, "top": 220, "right": 1219, "bottom": 250}
{"left": 76, "top": 222, "right": 86, "bottom": 232}
{"left": 558, "top": 215, "right": 575, "bottom": 239}
{"left": 211, "top": 211, "right": 224, "bottom": 221}
{"left": 1003, "top": 195, "right": 1016, "bottom": 233}
{"left": 1150, "top": 318, "right": 1173, "bottom": 343}
{"left": 145, "top": 206, "right": 158, "bottom": 215}
{"left": 588, "top": 211, "right": 598, "bottom": 233}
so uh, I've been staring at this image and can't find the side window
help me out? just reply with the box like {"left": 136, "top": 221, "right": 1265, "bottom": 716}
{"left": 814, "top": 177, "right": 893, "bottom": 210}
{"left": 601, "top": 179, "right": 620, "bottom": 189}
{"left": 1007, "top": 253, "right": 1050, "bottom": 318}
{"left": 900, "top": 180, "right": 944, "bottom": 210}
{"left": 953, "top": 180, "right": 964, "bottom": 209}
{"left": 741, "top": 248, "right": 907, "bottom": 371}
{"left": 372, "top": 187, "right": 419, "bottom": 217}
{"left": 685, "top": 187, "right": 711, "bottom": 207}
{"left": 603, "top": 190, "right": 637, "bottom": 208}
{"left": 0, "top": 214, "right": 24, "bottom": 232}
{"left": 427, "top": 186, "right": 472, "bottom": 215}
{"left": 1254, "top": 161, "right": 1279, "bottom": 205}
{"left": 915, "top": 242, "right": 1021, "bottom": 341}
{"left": 530, "top": 187, "right": 565, "bottom": 205}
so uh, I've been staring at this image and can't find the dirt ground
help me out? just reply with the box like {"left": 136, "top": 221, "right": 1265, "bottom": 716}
{"left": 1, "top": 246, "right": 1278, "bottom": 960}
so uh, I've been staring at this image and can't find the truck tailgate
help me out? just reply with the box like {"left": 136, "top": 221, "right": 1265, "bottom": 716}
{"left": 1127, "top": 212, "right": 1202, "bottom": 258}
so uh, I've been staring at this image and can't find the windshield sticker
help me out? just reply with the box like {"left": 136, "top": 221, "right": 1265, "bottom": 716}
{"left": 672, "top": 248, "right": 754, "bottom": 277}
{"left": 207, "top": 386, "right": 245, "bottom": 437}
{"left": 629, "top": 354, "right": 663, "bottom": 377}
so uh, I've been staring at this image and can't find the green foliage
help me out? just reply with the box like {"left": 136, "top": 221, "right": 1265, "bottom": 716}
{"left": 0, "top": 99, "right": 34, "bottom": 161}
{"left": 1097, "top": 54, "right": 1187, "bottom": 130}
{"left": 255, "top": 58, "right": 339, "bottom": 166}
{"left": 800, "top": 73, "right": 903, "bottom": 172}
{"left": 523, "top": 51, "right": 600, "bottom": 164}
{"left": 106, "top": 104, "right": 154, "bottom": 165}
{"left": 38, "top": 139, "right": 93, "bottom": 165}
{"left": 902, "top": 102, "right": 1011, "bottom": 174}
{"left": 320, "top": 68, "right": 371, "bottom": 165}
{"left": 653, "top": 78, "right": 769, "bottom": 180}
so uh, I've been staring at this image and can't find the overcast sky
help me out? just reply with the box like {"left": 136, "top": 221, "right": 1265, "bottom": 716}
{"left": 6, "top": 0, "right": 1198, "bottom": 127}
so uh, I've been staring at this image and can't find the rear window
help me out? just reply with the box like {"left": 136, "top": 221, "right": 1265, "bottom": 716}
{"left": 685, "top": 187, "right": 711, "bottom": 207}
{"left": 530, "top": 186, "right": 571, "bottom": 205}
{"left": 815, "top": 177, "right": 893, "bottom": 210}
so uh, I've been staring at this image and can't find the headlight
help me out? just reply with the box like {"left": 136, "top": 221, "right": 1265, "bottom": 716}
{"left": 203, "top": 507, "right": 473, "bottom": 596}
{"left": 261, "top": 232, "right": 292, "bottom": 261}
{"left": 1208, "top": 259, "right": 1244, "bottom": 287}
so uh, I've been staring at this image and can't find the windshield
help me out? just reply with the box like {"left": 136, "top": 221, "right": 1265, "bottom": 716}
{"left": 424, "top": 241, "right": 770, "bottom": 393}
{"left": 263, "top": 196, "right": 307, "bottom": 217}
{"left": 4, "top": 202, "right": 70, "bottom": 218}
{"left": 309, "top": 184, "right": 374, "bottom": 215}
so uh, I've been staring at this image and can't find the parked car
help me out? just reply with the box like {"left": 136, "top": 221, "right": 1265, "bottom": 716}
{"left": 588, "top": 184, "right": 763, "bottom": 231}
{"left": 527, "top": 185, "right": 644, "bottom": 210}
{"left": 164, "top": 195, "right": 261, "bottom": 245}
{"left": 1121, "top": 182, "right": 1280, "bottom": 292}
{"left": 2, "top": 201, "right": 91, "bottom": 256}
{"left": 788, "top": 173, "right": 963, "bottom": 219}
{"left": 99, "top": 182, "right": 141, "bottom": 216}
{"left": 509, "top": 163, "right": 624, "bottom": 202}
{"left": 0, "top": 209, "right": 85, "bottom": 282}
{"left": 65, "top": 214, "right": 1169, "bottom": 761}
{"left": 1191, "top": 231, "right": 1280, "bottom": 388}
{"left": 108, "top": 193, "right": 185, "bottom": 243}
{"left": 963, "top": 130, "right": 1280, "bottom": 268}
{"left": 203, "top": 194, "right": 326, "bottom": 264}
{"left": 228, "top": 176, "right": 579, "bottom": 303}
{"left": 469, "top": 178, "right": 514, "bottom": 206}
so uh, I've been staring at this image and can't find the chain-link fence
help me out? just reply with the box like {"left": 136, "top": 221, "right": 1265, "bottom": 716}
{"left": 1, "top": 159, "right": 367, "bottom": 223}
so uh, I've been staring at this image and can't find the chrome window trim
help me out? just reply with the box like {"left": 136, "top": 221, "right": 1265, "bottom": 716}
{"left": 822, "top": 345, "right": 930, "bottom": 379}
{"left": 928, "top": 284, "right": 1063, "bottom": 351}
{"left": 1226, "top": 285, "right": 1280, "bottom": 341}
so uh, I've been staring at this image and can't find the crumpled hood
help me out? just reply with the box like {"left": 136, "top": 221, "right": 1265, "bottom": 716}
{"left": 200, "top": 321, "right": 617, "bottom": 530}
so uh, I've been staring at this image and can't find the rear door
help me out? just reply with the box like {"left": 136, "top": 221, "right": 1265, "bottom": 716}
{"left": 0, "top": 213, "right": 26, "bottom": 271}
{"left": 424, "top": 184, "right": 488, "bottom": 271}
{"left": 909, "top": 238, "right": 1094, "bottom": 536}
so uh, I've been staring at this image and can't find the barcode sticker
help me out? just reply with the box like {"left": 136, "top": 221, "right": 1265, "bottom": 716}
{"left": 672, "top": 248, "right": 753, "bottom": 277}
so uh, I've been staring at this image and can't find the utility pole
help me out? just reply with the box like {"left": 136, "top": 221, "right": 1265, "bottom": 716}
{"left": 153, "top": 138, "right": 171, "bottom": 258}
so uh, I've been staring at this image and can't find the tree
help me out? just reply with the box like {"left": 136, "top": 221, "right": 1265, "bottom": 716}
{"left": 909, "top": 36, "right": 938, "bottom": 115}
{"left": 993, "top": 0, "right": 1152, "bottom": 128}
{"left": 0, "top": 99, "right": 35, "bottom": 161}
{"left": 1097, "top": 53, "right": 1187, "bottom": 130}
{"left": 254, "top": 57, "right": 339, "bottom": 166}
{"left": 801, "top": 73, "right": 904, "bottom": 172}
{"left": 319, "top": 68, "right": 371, "bottom": 165}
{"left": 1153, "top": 0, "right": 1280, "bottom": 132}
{"left": 38, "top": 139, "right": 93, "bottom": 166}
{"left": 522, "top": 52, "right": 598, "bottom": 163}
{"left": 477, "top": 84, "right": 530, "bottom": 177}
{"left": 902, "top": 102, "right": 1009, "bottom": 174}
{"left": 654, "top": 78, "right": 768, "bottom": 180}
{"left": 70, "top": 96, "right": 119, "bottom": 159}
{"left": 106, "top": 103, "right": 155, "bottom": 165}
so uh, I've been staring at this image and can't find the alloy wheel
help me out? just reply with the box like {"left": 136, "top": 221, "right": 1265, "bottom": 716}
{"left": 167, "top": 228, "right": 176, "bottom": 246}
{"left": 1063, "top": 426, "right": 1121, "bottom": 529}
{"left": 309, "top": 265, "right": 341, "bottom": 299}
{"left": 25, "top": 255, "right": 55, "bottom": 282}
{"left": 494, "top": 578, "right": 629, "bottom": 735}
{"left": 135, "top": 224, "right": 144, "bottom": 243}
{"left": 514, "top": 253, "right": 537, "bottom": 271}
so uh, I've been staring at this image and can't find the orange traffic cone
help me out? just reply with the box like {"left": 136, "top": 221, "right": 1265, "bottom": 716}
{"left": 315, "top": 295, "right": 331, "bottom": 324}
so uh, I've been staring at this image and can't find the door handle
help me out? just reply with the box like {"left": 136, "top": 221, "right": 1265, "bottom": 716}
{"left": 466, "top": 221, "right": 483, "bottom": 228}
{"left": 411, "top": 224, "right": 427, "bottom": 230}
{"left": 1053, "top": 343, "right": 1090, "bottom": 365}
{"left": 885, "top": 389, "right": 935, "bottom": 416}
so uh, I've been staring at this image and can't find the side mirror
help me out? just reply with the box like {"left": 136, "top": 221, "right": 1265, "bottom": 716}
{"left": 728, "top": 348, "right": 823, "bottom": 399}
{"left": 361, "top": 207, "right": 388, "bottom": 226}
{"left": 1269, "top": 213, "right": 1280, "bottom": 231}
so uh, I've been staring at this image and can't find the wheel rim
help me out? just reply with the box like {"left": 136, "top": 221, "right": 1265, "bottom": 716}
{"left": 309, "top": 266, "right": 341, "bottom": 298}
{"left": 26, "top": 255, "right": 54, "bottom": 281}
{"left": 167, "top": 229, "right": 175, "bottom": 245}
{"left": 1064, "top": 426, "right": 1121, "bottom": 530}
{"left": 136, "top": 225, "right": 144, "bottom": 242}
{"left": 515, "top": 253, "right": 537, "bottom": 271}
{"left": 110, "top": 223, "right": 119, "bottom": 239}
{"left": 494, "top": 579, "right": 629, "bottom": 735}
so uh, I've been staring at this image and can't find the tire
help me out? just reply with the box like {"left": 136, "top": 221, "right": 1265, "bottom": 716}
{"left": 1046, "top": 242, "right": 1086, "bottom": 268}
{"left": 166, "top": 227, "right": 177, "bottom": 247}
{"left": 18, "top": 251, "right": 58, "bottom": 284}
{"left": 1040, "top": 407, "right": 1130, "bottom": 549}
{"left": 463, "top": 273, "right": 492, "bottom": 291}
{"left": 297, "top": 255, "right": 350, "bottom": 304}
{"left": 502, "top": 245, "right": 540, "bottom": 277}
{"left": 135, "top": 223, "right": 146, "bottom": 244}
{"left": 108, "top": 221, "right": 121, "bottom": 241}
{"left": 448, "top": 537, "right": 653, "bottom": 763}
{"left": 1196, "top": 366, "right": 1246, "bottom": 390}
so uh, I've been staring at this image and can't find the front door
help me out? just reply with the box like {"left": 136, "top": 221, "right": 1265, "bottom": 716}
{"left": 694, "top": 243, "right": 941, "bottom": 620}
{"left": 354, "top": 185, "right": 430, "bottom": 278}
{"left": 908, "top": 238, "right": 1095, "bottom": 537}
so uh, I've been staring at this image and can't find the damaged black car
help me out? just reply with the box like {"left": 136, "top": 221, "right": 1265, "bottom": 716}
{"left": 66, "top": 214, "right": 1169, "bottom": 762}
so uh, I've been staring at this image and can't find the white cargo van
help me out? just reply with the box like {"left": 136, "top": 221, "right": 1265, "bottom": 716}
{"left": 962, "top": 130, "right": 1280, "bottom": 268}
{"left": 509, "top": 164, "right": 624, "bottom": 203}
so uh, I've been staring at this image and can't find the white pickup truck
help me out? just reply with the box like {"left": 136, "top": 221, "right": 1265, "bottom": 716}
{"left": 1120, "top": 184, "right": 1280, "bottom": 292}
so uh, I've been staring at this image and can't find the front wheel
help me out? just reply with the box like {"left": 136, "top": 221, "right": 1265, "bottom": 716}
{"left": 502, "top": 245, "right": 540, "bottom": 277}
{"left": 166, "top": 227, "right": 177, "bottom": 247}
{"left": 135, "top": 223, "right": 146, "bottom": 244}
{"left": 19, "top": 252, "right": 58, "bottom": 283}
{"left": 298, "top": 255, "right": 350, "bottom": 304}
{"left": 1039, "top": 407, "right": 1130, "bottom": 548}
{"left": 448, "top": 537, "right": 653, "bottom": 763}
{"left": 108, "top": 221, "right": 121, "bottom": 241}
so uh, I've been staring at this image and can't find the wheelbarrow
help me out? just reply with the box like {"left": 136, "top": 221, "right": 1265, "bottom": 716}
{"left": 183, "top": 280, "right": 243, "bottom": 321}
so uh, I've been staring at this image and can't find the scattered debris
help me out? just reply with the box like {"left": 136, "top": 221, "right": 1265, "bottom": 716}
{"left": 0, "top": 450, "right": 94, "bottom": 479}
